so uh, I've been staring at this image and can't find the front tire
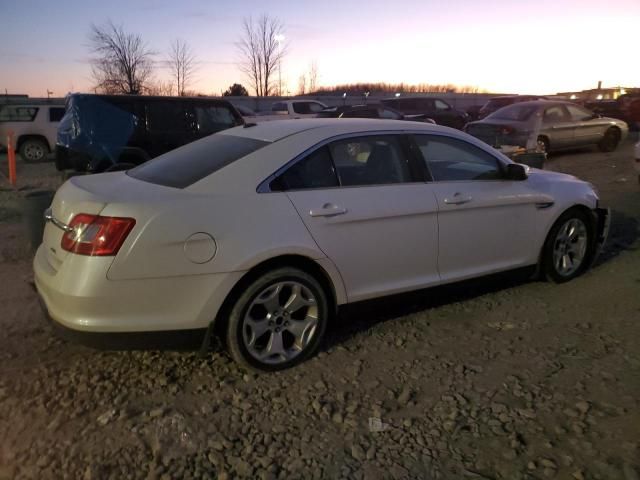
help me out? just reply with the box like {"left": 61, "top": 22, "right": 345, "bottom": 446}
{"left": 598, "top": 127, "right": 621, "bottom": 152}
{"left": 541, "top": 209, "right": 594, "bottom": 283}
{"left": 226, "top": 267, "right": 329, "bottom": 372}
{"left": 537, "top": 136, "right": 550, "bottom": 154}
{"left": 19, "top": 139, "right": 48, "bottom": 162}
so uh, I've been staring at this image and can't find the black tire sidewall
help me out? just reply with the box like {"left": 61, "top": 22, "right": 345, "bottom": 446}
{"left": 226, "top": 267, "right": 329, "bottom": 372}
{"left": 598, "top": 128, "right": 620, "bottom": 152}
{"left": 19, "top": 139, "right": 48, "bottom": 162}
{"left": 542, "top": 209, "right": 594, "bottom": 283}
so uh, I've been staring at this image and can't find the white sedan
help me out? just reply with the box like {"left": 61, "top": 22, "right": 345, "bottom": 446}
{"left": 34, "top": 119, "right": 609, "bottom": 371}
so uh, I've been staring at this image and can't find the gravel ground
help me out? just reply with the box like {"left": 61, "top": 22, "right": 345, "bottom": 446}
{"left": 0, "top": 140, "right": 639, "bottom": 480}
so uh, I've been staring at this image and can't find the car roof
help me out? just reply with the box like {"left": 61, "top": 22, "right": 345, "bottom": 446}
{"left": 501, "top": 99, "right": 569, "bottom": 108}
{"left": 220, "top": 118, "right": 442, "bottom": 142}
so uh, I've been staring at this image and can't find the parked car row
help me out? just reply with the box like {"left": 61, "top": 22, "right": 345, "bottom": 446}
{"left": 55, "top": 94, "right": 243, "bottom": 173}
{"left": 1, "top": 93, "right": 633, "bottom": 175}
{"left": 465, "top": 100, "right": 629, "bottom": 154}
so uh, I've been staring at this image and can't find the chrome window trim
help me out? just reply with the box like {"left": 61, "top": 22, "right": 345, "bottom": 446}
{"left": 256, "top": 129, "right": 512, "bottom": 193}
{"left": 258, "top": 130, "right": 450, "bottom": 193}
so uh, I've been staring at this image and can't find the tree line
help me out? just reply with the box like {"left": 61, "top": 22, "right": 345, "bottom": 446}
{"left": 88, "top": 17, "right": 483, "bottom": 98}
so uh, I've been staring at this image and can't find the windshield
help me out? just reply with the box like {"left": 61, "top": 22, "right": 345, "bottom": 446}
{"left": 128, "top": 133, "right": 268, "bottom": 188}
{"left": 488, "top": 104, "right": 537, "bottom": 121}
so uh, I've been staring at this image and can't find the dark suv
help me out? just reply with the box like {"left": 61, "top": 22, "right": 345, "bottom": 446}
{"left": 56, "top": 94, "right": 243, "bottom": 173}
{"left": 380, "top": 97, "right": 468, "bottom": 129}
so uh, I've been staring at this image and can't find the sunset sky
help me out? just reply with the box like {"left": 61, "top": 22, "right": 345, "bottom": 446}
{"left": 1, "top": 0, "right": 638, "bottom": 98}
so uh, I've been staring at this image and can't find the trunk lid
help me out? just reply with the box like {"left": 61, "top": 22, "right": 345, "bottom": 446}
{"left": 43, "top": 172, "right": 183, "bottom": 268}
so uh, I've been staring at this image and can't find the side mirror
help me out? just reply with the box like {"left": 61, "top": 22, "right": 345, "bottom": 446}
{"left": 506, "top": 163, "right": 528, "bottom": 181}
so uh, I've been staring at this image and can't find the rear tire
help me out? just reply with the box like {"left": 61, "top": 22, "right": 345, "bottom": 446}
{"left": 19, "top": 138, "right": 48, "bottom": 162}
{"left": 226, "top": 267, "right": 329, "bottom": 372}
{"left": 541, "top": 209, "right": 594, "bottom": 283}
{"left": 597, "top": 127, "right": 621, "bottom": 152}
{"left": 537, "top": 136, "right": 550, "bottom": 154}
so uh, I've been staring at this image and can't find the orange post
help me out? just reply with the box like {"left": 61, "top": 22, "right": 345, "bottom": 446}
{"left": 7, "top": 131, "right": 16, "bottom": 186}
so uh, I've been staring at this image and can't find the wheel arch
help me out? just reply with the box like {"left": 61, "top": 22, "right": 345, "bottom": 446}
{"left": 17, "top": 134, "right": 50, "bottom": 152}
{"left": 537, "top": 203, "right": 599, "bottom": 269}
{"left": 212, "top": 254, "right": 344, "bottom": 337}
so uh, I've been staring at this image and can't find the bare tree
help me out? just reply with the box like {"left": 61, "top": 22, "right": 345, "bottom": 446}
{"left": 146, "top": 80, "right": 175, "bottom": 96}
{"left": 237, "top": 15, "right": 287, "bottom": 96}
{"left": 297, "top": 74, "right": 307, "bottom": 95}
{"left": 308, "top": 61, "right": 318, "bottom": 93}
{"left": 88, "top": 21, "right": 155, "bottom": 94}
{"left": 167, "top": 39, "right": 197, "bottom": 96}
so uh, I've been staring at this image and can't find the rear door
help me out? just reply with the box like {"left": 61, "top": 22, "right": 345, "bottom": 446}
{"left": 413, "top": 134, "right": 547, "bottom": 282}
{"left": 277, "top": 134, "right": 441, "bottom": 302}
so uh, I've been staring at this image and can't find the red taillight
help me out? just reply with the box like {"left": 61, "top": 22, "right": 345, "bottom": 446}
{"left": 61, "top": 214, "right": 136, "bottom": 256}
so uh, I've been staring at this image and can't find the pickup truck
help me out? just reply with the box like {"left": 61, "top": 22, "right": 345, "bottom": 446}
{"left": 249, "top": 100, "right": 328, "bottom": 122}
{"left": 0, "top": 103, "right": 65, "bottom": 162}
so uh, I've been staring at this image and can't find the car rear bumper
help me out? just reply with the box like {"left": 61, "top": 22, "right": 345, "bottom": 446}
{"left": 33, "top": 244, "right": 245, "bottom": 333}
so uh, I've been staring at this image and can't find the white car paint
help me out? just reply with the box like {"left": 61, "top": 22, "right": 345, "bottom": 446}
{"left": 34, "top": 119, "right": 603, "bottom": 337}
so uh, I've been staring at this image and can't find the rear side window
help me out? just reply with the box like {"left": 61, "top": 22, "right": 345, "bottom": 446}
{"left": 270, "top": 147, "right": 338, "bottom": 191}
{"left": 49, "top": 107, "right": 65, "bottom": 122}
{"left": 0, "top": 106, "right": 39, "bottom": 122}
{"left": 329, "top": 136, "right": 412, "bottom": 186}
{"left": 128, "top": 134, "right": 268, "bottom": 188}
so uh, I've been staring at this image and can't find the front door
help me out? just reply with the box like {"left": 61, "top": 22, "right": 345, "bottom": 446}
{"left": 273, "top": 134, "right": 441, "bottom": 302}
{"left": 413, "top": 134, "right": 549, "bottom": 282}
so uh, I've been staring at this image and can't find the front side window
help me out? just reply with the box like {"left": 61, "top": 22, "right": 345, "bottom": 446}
{"left": 49, "top": 107, "right": 65, "bottom": 122}
{"left": 566, "top": 105, "right": 594, "bottom": 122}
{"left": 379, "top": 108, "right": 402, "bottom": 120}
{"left": 270, "top": 147, "right": 338, "bottom": 191}
{"left": 414, "top": 135, "right": 503, "bottom": 181}
{"left": 329, "top": 136, "right": 412, "bottom": 186}
{"left": 292, "top": 102, "right": 324, "bottom": 114}
{"left": 0, "top": 106, "right": 39, "bottom": 122}
{"left": 272, "top": 102, "right": 287, "bottom": 112}
{"left": 434, "top": 99, "right": 450, "bottom": 111}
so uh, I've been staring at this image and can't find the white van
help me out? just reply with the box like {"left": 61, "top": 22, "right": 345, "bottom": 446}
{"left": 0, "top": 103, "right": 65, "bottom": 162}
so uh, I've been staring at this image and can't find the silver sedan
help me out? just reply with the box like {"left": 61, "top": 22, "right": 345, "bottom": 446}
{"left": 465, "top": 100, "right": 628, "bottom": 153}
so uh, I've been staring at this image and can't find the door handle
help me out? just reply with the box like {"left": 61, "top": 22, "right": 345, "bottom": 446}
{"left": 309, "top": 203, "right": 348, "bottom": 217}
{"left": 443, "top": 194, "right": 472, "bottom": 205}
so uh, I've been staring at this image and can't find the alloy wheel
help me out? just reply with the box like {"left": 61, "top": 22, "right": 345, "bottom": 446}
{"left": 242, "top": 281, "right": 319, "bottom": 365}
{"left": 552, "top": 218, "right": 588, "bottom": 277}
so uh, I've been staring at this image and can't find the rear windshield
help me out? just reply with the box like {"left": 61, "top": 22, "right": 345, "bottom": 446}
{"left": 486, "top": 98, "right": 513, "bottom": 109}
{"left": 488, "top": 104, "right": 537, "bottom": 121}
{"left": 128, "top": 133, "right": 268, "bottom": 188}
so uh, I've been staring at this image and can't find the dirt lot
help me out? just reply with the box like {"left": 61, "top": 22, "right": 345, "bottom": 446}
{"left": 1, "top": 139, "right": 639, "bottom": 480}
